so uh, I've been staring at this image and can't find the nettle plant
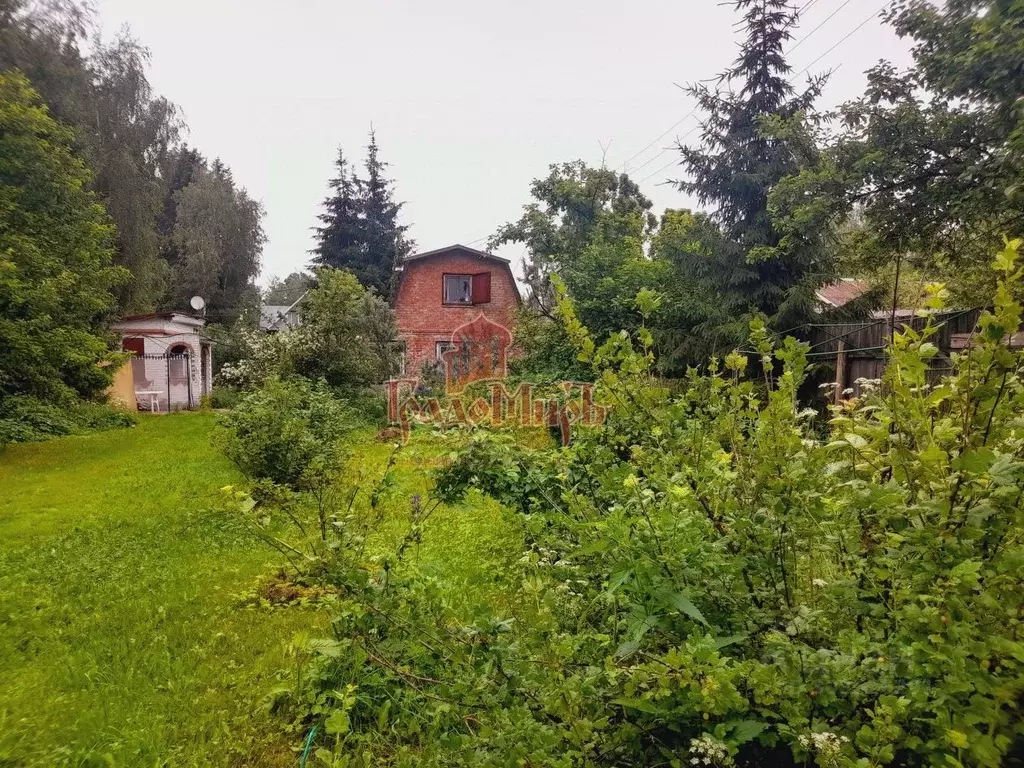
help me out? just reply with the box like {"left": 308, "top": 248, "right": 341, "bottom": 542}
{"left": 268, "top": 243, "right": 1022, "bottom": 767}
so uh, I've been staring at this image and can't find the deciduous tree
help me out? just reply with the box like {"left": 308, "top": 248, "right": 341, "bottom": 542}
{"left": 770, "top": 0, "right": 1024, "bottom": 305}
{"left": 0, "top": 71, "right": 126, "bottom": 403}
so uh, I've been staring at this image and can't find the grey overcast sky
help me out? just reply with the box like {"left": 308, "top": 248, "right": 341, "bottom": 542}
{"left": 94, "top": 0, "right": 914, "bottom": 285}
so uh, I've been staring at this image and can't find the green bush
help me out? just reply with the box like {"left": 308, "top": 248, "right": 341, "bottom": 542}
{"left": 0, "top": 396, "right": 136, "bottom": 446}
{"left": 337, "top": 385, "right": 388, "bottom": 426}
{"left": 208, "top": 387, "right": 242, "bottom": 410}
{"left": 214, "top": 377, "right": 353, "bottom": 489}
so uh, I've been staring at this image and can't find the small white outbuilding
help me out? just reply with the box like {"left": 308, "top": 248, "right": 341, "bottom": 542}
{"left": 111, "top": 312, "right": 213, "bottom": 412}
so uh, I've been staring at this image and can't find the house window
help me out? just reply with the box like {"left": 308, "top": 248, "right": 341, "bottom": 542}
{"left": 443, "top": 271, "right": 493, "bottom": 305}
{"left": 436, "top": 341, "right": 455, "bottom": 360}
{"left": 444, "top": 274, "right": 473, "bottom": 304}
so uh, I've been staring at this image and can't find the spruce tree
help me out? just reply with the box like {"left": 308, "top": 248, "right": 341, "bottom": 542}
{"left": 310, "top": 134, "right": 411, "bottom": 298}
{"left": 310, "top": 148, "right": 364, "bottom": 275}
{"left": 673, "top": 0, "right": 833, "bottom": 340}
{"left": 355, "top": 130, "right": 411, "bottom": 298}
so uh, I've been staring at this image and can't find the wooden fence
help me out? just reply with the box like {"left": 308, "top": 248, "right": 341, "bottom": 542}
{"left": 806, "top": 309, "right": 984, "bottom": 401}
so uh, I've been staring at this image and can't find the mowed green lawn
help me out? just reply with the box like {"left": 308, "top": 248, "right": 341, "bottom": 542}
{"left": 0, "top": 414, "right": 303, "bottom": 766}
{"left": 0, "top": 413, "right": 524, "bottom": 767}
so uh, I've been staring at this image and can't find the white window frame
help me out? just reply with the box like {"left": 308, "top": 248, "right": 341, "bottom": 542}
{"left": 443, "top": 274, "right": 473, "bottom": 305}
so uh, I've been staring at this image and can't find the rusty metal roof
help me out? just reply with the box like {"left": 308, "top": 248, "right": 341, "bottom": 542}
{"left": 816, "top": 279, "right": 871, "bottom": 308}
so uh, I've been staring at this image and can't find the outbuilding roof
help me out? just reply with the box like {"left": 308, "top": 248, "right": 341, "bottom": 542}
{"left": 815, "top": 279, "right": 871, "bottom": 308}
{"left": 117, "top": 311, "right": 204, "bottom": 324}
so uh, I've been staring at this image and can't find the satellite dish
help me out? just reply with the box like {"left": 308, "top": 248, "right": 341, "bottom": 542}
{"left": 189, "top": 295, "right": 206, "bottom": 313}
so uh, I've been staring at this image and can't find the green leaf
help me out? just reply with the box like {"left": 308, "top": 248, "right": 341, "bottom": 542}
{"left": 569, "top": 538, "right": 611, "bottom": 559}
{"left": 324, "top": 708, "right": 350, "bottom": 735}
{"left": 844, "top": 433, "right": 868, "bottom": 449}
{"left": 615, "top": 638, "right": 641, "bottom": 658}
{"left": 607, "top": 569, "right": 632, "bottom": 594}
{"left": 654, "top": 589, "right": 710, "bottom": 627}
{"left": 611, "top": 697, "right": 664, "bottom": 716}
{"left": 953, "top": 448, "right": 996, "bottom": 474}
{"left": 713, "top": 633, "right": 748, "bottom": 649}
{"left": 726, "top": 719, "right": 766, "bottom": 744}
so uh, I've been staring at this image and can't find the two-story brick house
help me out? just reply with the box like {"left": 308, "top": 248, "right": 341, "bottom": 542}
{"left": 393, "top": 244, "right": 521, "bottom": 375}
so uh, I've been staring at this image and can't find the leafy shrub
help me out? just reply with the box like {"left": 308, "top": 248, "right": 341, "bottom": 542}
{"left": 509, "top": 306, "right": 594, "bottom": 382}
{"left": 0, "top": 396, "right": 136, "bottom": 446}
{"left": 214, "top": 377, "right": 353, "bottom": 489}
{"left": 414, "top": 359, "right": 446, "bottom": 398}
{"left": 208, "top": 386, "right": 242, "bottom": 410}
{"left": 338, "top": 385, "right": 388, "bottom": 426}
{"left": 263, "top": 244, "right": 1024, "bottom": 766}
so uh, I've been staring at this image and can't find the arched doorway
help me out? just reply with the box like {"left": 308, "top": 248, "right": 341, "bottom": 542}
{"left": 166, "top": 344, "right": 192, "bottom": 409}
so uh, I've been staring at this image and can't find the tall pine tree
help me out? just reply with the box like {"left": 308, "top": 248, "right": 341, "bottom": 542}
{"left": 310, "top": 132, "right": 412, "bottom": 298}
{"left": 671, "top": 0, "right": 833, "bottom": 344}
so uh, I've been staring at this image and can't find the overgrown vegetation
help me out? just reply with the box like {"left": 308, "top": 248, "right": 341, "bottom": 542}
{"left": 230, "top": 243, "right": 1024, "bottom": 766}
{"left": 0, "top": 394, "right": 136, "bottom": 447}
{"left": 218, "top": 268, "right": 400, "bottom": 393}
{"left": 3, "top": 0, "right": 1024, "bottom": 764}
{"left": 0, "top": 0, "right": 265, "bottom": 317}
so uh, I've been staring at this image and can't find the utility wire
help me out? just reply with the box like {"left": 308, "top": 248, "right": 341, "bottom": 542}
{"left": 618, "top": 108, "right": 698, "bottom": 171}
{"left": 636, "top": 156, "right": 681, "bottom": 185}
{"left": 628, "top": 121, "right": 701, "bottom": 175}
{"left": 788, "top": 0, "right": 854, "bottom": 54}
{"left": 617, "top": 0, "right": 878, "bottom": 177}
{"left": 793, "top": 3, "right": 890, "bottom": 78}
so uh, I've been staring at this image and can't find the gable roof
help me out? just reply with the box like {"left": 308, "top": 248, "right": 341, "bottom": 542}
{"left": 259, "top": 290, "right": 308, "bottom": 331}
{"left": 403, "top": 244, "right": 511, "bottom": 265}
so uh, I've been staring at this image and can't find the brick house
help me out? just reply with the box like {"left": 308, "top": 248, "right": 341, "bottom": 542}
{"left": 394, "top": 244, "right": 521, "bottom": 375}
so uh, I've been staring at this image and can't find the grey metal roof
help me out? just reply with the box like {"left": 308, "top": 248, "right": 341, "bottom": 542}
{"left": 259, "top": 304, "right": 300, "bottom": 331}
{"left": 403, "top": 244, "right": 510, "bottom": 264}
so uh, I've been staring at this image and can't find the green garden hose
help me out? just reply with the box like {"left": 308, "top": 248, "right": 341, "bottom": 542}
{"left": 299, "top": 722, "right": 320, "bottom": 768}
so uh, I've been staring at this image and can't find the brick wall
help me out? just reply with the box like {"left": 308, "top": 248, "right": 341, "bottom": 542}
{"left": 394, "top": 249, "right": 520, "bottom": 375}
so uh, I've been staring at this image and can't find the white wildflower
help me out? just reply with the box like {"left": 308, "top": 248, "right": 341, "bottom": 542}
{"left": 688, "top": 734, "right": 733, "bottom": 767}
{"left": 800, "top": 731, "right": 849, "bottom": 768}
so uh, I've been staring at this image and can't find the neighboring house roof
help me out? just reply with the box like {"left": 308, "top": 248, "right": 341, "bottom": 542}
{"left": 815, "top": 279, "right": 871, "bottom": 309}
{"left": 259, "top": 291, "right": 308, "bottom": 331}
{"left": 403, "top": 244, "right": 512, "bottom": 265}
{"left": 259, "top": 305, "right": 295, "bottom": 331}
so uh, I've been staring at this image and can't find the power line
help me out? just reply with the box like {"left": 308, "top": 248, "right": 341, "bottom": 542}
{"left": 619, "top": 108, "right": 698, "bottom": 171}
{"left": 788, "top": 0, "right": 854, "bottom": 54}
{"left": 616, "top": 0, "right": 873, "bottom": 176}
{"left": 634, "top": 156, "right": 675, "bottom": 185}
{"left": 627, "top": 121, "right": 701, "bottom": 175}
{"left": 793, "top": 2, "right": 889, "bottom": 78}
